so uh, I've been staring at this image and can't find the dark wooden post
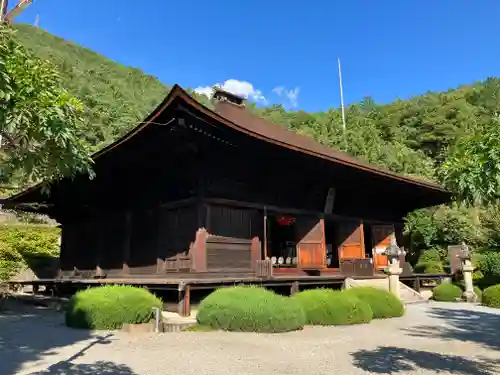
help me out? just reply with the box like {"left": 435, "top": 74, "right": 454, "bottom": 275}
{"left": 95, "top": 218, "right": 104, "bottom": 277}
{"left": 263, "top": 207, "right": 268, "bottom": 259}
{"left": 122, "top": 211, "right": 132, "bottom": 275}
{"left": 413, "top": 278, "right": 421, "bottom": 293}
{"left": 178, "top": 283, "right": 191, "bottom": 317}
{"left": 251, "top": 237, "right": 262, "bottom": 271}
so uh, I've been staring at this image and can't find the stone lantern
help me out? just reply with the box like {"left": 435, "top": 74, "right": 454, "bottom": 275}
{"left": 384, "top": 234, "right": 403, "bottom": 298}
{"left": 459, "top": 242, "right": 477, "bottom": 302}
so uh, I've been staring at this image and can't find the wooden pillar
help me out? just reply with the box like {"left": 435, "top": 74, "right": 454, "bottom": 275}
{"left": 177, "top": 283, "right": 191, "bottom": 317}
{"left": 263, "top": 206, "right": 268, "bottom": 259}
{"left": 122, "top": 211, "right": 132, "bottom": 275}
{"left": 95, "top": 218, "right": 104, "bottom": 277}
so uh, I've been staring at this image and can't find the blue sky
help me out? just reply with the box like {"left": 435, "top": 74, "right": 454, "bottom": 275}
{"left": 11, "top": 0, "right": 500, "bottom": 111}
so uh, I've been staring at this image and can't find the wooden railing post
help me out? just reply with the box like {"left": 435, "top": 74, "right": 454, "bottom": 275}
{"left": 178, "top": 283, "right": 191, "bottom": 317}
{"left": 190, "top": 228, "right": 208, "bottom": 272}
{"left": 251, "top": 237, "right": 262, "bottom": 271}
{"left": 157, "top": 258, "right": 166, "bottom": 273}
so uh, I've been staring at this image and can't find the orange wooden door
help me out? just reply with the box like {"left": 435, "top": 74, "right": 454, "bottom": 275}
{"left": 371, "top": 225, "right": 394, "bottom": 269}
{"left": 296, "top": 217, "right": 326, "bottom": 269}
{"left": 337, "top": 220, "right": 365, "bottom": 260}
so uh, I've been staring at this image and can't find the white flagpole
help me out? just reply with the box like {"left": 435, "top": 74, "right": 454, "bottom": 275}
{"left": 338, "top": 57, "right": 347, "bottom": 148}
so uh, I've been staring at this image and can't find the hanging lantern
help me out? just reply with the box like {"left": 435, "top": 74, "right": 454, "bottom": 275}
{"left": 276, "top": 215, "right": 295, "bottom": 226}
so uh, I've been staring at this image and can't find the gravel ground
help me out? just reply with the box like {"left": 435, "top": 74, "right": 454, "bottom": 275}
{"left": 1, "top": 301, "right": 500, "bottom": 375}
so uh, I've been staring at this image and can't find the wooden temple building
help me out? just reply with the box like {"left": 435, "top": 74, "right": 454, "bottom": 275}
{"left": 4, "top": 85, "right": 451, "bottom": 312}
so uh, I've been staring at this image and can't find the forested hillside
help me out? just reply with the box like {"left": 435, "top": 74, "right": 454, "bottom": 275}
{"left": 9, "top": 24, "right": 500, "bottom": 280}
{"left": 13, "top": 24, "right": 500, "bottom": 183}
{"left": 13, "top": 24, "right": 213, "bottom": 150}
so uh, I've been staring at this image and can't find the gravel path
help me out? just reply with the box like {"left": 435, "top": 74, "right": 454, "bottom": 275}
{"left": 1, "top": 301, "right": 500, "bottom": 375}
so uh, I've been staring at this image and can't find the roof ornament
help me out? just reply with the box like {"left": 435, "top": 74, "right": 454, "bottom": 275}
{"left": 212, "top": 87, "right": 245, "bottom": 107}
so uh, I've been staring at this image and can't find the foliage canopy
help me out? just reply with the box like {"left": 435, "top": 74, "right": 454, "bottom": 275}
{"left": 1, "top": 25, "right": 93, "bottom": 189}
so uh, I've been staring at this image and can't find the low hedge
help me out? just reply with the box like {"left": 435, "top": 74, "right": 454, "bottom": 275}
{"left": 293, "top": 289, "right": 372, "bottom": 326}
{"left": 417, "top": 248, "right": 442, "bottom": 264}
{"left": 432, "top": 283, "right": 462, "bottom": 302}
{"left": 343, "top": 287, "right": 404, "bottom": 319}
{"left": 0, "top": 224, "right": 60, "bottom": 257}
{"left": 0, "top": 224, "right": 60, "bottom": 282}
{"left": 482, "top": 284, "right": 500, "bottom": 308}
{"left": 196, "top": 286, "right": 305, "bottom": 333}
{"left": 65, "top": 285, "right": 162, "bottom": 330}
{"left": 414, "top": 261, "right": 445, "bottom": 274}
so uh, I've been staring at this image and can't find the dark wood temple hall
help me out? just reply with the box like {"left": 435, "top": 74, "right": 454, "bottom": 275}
{"left": 4, "top": 85, "right": 451, "bottom": 313}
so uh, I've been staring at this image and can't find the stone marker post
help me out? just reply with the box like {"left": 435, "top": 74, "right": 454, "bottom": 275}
{"left": 385, "top": 234, "right": 403, "bottom": 299}
{"left": 459, "top": 242, "right": 477, "bottom": 302}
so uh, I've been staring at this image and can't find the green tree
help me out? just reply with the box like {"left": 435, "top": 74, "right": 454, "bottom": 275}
{"left": 0, "top": 26, "right": 93, "bottom": 188}
{"left": 439, "top": 116, "right": 500, "bottom": 207}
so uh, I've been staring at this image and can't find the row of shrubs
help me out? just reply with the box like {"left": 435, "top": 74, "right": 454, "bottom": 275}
{"left": 195, "top": 285, "right": 404, "bottom": 333}
{"left": 432, "top": 282, "right": 500, "bottom": 309}
{"left": 432, "top": 282, "right": 482, "bottom": 302}
{"left": 65, "top": 284, "right": 405, "bottom": 332}
{"left": 415, "top": 247, "right": 500, "bottom": 290}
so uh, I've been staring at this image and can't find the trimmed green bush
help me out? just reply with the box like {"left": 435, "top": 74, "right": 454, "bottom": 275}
{"left": 293, "top": 289, "right": 372, "bottom": 326}
{"left": 418, "top": 248, "right": 442, "bottom": 264}
{"left": 432, "top": 283, "right": 462, "bottom": 302}
{"left": 343, "top": 287, "right": 404, "bottom": 319}
{"left": 414, "top": 261, "right": 445, "bottom": 274}
{"left": 482, "top": 284, "right": 500, "bottom": 308}
{"left": 196, "top": 286, "right": 305, "bottom": 333}
{"left": 476, "top": 251, "right": 500, "bottom": 288}
{"left": 65, "top": 285, "right": 162, "bottom": 330}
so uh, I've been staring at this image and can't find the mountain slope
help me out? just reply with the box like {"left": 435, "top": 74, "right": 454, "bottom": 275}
{"left": 13, "top": 23, "right": 170, "bottom": 148}
{"left": 12, "top": 23, "right": 500, "bottom": 184}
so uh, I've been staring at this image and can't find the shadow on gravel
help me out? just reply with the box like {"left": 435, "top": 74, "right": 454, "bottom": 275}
{"left": 351, "top": 346, "right": 500, "bottom": 374}
{"left": 403, "top": 306, "right": 500, "bottom": 350}
{"left": 0, "top": 300, "right": 128, "bottom": 375}
{"left": 28, "top": 360, "right": 137, "bottom": 375}
{"left": 26, "top": 334, "right": 138, "bottom": 374}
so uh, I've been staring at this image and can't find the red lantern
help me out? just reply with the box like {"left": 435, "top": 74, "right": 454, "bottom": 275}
{"left": 276, "top": 216, "right": 295, "bottom": 226}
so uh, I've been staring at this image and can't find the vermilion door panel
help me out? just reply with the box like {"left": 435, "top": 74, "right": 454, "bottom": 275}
{"left": 296, "top": 217, "right": 326, "bottom": 269}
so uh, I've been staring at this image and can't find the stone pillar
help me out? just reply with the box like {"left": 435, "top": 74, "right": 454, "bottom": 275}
{"left": 387, "top": 258, "right": 403, "bottom": 298}
{"left": 459, "top": 242, "right": 477, "bottom": 303}
{"left": 384, "top": 234, "right": 403, "bottom": 299}
{"left": 462, "top": 258, "right": 476, "bottom": 302}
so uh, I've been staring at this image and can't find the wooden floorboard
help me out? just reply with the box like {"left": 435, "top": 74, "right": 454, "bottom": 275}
{"left": 11, "top": 272, "right": 450, "bottom": 288}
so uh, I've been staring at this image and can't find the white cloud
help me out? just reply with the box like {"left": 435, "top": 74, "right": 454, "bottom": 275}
{"left": 272, "top": 86, "right": 284, "bottom": 96}
{"left": 193, "top": 86, "right": 213, "bottom": 98}
{"left": 194, "top": 79, "right": 266, "bottom": 103}
{"left": 272, "top": 86, "right": 300, "bottom": 108}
